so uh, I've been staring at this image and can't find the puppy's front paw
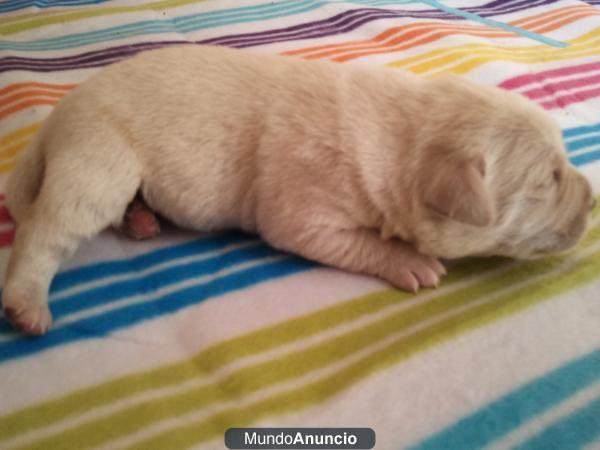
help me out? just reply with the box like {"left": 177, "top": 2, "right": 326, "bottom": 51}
{"left": 387, "top": 249, "right": 446, "bottom": 293}
{"left": 3, "top": 301, "right": 52, "bottom": 336}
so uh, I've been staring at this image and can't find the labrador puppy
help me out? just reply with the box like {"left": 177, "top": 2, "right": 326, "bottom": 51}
{"left": 2, "top": 45, "right": 593, "bottom": 335}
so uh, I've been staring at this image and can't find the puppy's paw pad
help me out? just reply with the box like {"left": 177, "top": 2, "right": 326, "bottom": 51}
{"left": 3, "top": 303, "right": 52, "bottom": 336}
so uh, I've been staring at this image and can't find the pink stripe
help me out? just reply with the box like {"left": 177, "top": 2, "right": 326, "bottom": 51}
{"left": 523, "top": 73, "right": 600, "bottom": 100}
{"left": 0, "top": 229, "right": 14, "bottom": 247}
{"left": 541, "top": 86, "right": 600, "bottom": 109}
{"left": 499, "top": 62, "right": 600, "bottom": 90}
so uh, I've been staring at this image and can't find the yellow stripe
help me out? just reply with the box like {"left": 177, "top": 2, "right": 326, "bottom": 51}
{"left": 0, "top": 258, "right": 504, "bottom": 443}
{"left": 0, "top": 160, "right": 15, "bottom": 173}
{"left": 0, "top": 123, "right": 41, "bottom": 173}
{"left": 10, "top": 221, "right": 600, "bottom": 450}
{"left": 0, "top": 123, "right": 40, "bottom": 149}
{"left": 0, "top": 140, "right": 27, "bottom": 162}
{"left": 409, "top": 40, "right": 600, "bottom": 76}
{"left": 429, "top": 46, "right": 600, "bottom": 76}
{"left": 0, "top": 9, "right": 75, "bottom": 25}
{"left": 126, "top": 238, "right": 600, "bottom": 449}
{"left": 389, "top": 27, "right": 600, "bottom": 74}
{"left": 0, "top": 0, "right": 206, "bottom": 36}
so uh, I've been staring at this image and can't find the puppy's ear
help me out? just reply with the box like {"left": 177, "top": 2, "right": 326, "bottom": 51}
{"left": 423, "top": 157, "right": 495, "bottom": 227}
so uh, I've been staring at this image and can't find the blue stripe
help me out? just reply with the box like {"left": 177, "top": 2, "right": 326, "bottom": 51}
{"left": 0, "top": 0, "right": 561, "bottom": 52}
{"left": 48, "top": 232, "right": 252, "bottom": 293}
{"left": 515, "top": 396, "right": 600, "bottom": 450}
{"left": 570, "top": 149, "right": 600, "bottom": 166}
{"left": 409, "top": 348, "right": 600, "bottom": 450}
{"left": 0, "top": 0, "right": 108, "bottom": 14}
{"left": 560, "top": 122, "right": 600, "bottom": 166}
{"left": 0, "top": 235, "right": 278, "bottom": 335}
{"left": 0, "top": 0, "right": 324, "bottom": 52}
{"left": 0, "top": 258, "right": 314, "bottom": 362}
{"left": 563, "top": 122, "right": 600, "bottom": 139}
{"left": 51, "top": 244, "right": 278, "bottom": 318}
{"left": 0, "top": 233, "right": 257, "bottom": 335}
{"left": 564, "top": 135, "right": 600, "bottom": 152}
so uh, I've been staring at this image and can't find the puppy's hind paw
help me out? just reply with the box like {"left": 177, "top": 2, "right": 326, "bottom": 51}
{"left": 119, "top": 195, "right": 161, "bottom": 240}
{"left": 3, "top": 302, "right": 52, "bottom": 336}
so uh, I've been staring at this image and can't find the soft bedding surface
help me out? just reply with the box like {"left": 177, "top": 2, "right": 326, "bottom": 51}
{"left": 0, "top": 1, "right": 599, "bottom": 449}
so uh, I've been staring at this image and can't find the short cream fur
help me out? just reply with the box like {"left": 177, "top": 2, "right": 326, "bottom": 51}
{"left": 2, "top": 45, "right": 593, "bottom": 335}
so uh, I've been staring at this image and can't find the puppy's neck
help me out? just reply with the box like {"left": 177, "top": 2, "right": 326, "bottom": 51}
{"left": 337, "top": 68, "right": 425, "bottom": 241}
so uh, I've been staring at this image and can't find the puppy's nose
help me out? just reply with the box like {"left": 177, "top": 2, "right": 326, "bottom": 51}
{"left": 591, "top": 198, "right": 597, "bottom": 211}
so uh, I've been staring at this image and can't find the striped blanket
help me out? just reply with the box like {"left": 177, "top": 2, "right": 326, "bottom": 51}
{"left": 1, "top": 1, "right": 599, "bottom": 449}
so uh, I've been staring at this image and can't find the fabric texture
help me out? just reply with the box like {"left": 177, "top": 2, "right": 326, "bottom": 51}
{"left": 0, "top": 1, "right": 599, "bottom": 449}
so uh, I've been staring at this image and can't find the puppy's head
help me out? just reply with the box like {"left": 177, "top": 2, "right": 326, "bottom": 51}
{"left": 406, "top": 76, "right": 594, "bottom": 260}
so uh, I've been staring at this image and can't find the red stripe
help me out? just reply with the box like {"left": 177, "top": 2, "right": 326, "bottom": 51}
{"left": 541, "top": 86, "right": 600, "bottom": 109}
{"left": 0, "top": 205, "right": 12, "bottom": 222}
{"left": 500, "top": 62, "right": 600, "bottom": 90}
{"left": 522, "top": 73, "right": 600, "bottom": 100}
{"left": 0, "top": 228, "right": 14, "bottom": 247}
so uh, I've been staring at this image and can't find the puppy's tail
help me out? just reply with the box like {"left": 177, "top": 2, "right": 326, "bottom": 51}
{"left": 6, "top": 132, "right": 45, "bottom": 224}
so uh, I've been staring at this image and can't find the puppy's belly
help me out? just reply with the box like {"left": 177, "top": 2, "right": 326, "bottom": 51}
{"left": 139, "top": 159, "right": 256, "bottom": 233}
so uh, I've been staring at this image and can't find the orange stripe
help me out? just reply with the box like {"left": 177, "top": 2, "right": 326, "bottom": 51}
{"left": 530, "top": 11, "right": 600, "bottom": 36}
{"left": 283, "top": 21, "right": 488, "bottom": 57}
{"left": 288, "top": 4, "right": 593, "bottom": 57}
{"left": 298, "top": 24, "right": 509, "bottom": 61}
{"left": 0, "top": 97, "right": 59, "bottom": 121}
{"left": 317, "top": 10, "right": 597, "bottom": 63}
{"left": 511, "top": 4, "right": 594, "bottom": 27}
{"left": 283, "top": 22, "right": 494, "bottom": 58}
{"left": 0, "top": 82, "right": 75, "bottom": 98}
{"left": 0, "top": 89, "right": 66, "bottom": 109}
{"left": 332, "top": 27, "right": 509, "bottom": 63}
{"left": 330, "top": 10, "right": 596, "bottom": 64}
{"left": 283, "top": 4, "right": 598, "bottom": 62}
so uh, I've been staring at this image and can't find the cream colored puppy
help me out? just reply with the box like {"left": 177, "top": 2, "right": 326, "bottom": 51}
{"left": 2, "top": 45, "right": 594, "bottom": 335}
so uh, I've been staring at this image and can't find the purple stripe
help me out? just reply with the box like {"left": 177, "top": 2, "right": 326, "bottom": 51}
{"left": 203, "top": 10, "right": 450, "bottom": 47}
{"left": 0, "top": 41, "right": 187, "bottom": 72}
{"left": 469, "top": 0, "right": 551, "bottom": 14}
{"left": 201, "top": 9, "right": 402, "bottom": 48}
{"left": 0, "top": 0, "right": 563, "bottom": 73}
{"left": 200, "top": 0, "right": 561, "bottom": 48}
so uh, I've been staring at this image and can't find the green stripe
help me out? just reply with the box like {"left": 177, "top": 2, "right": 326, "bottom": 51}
{"left": 0, "top": 0, "right": 206, "bottom": 36}
{"left": 126, "top": 233, "right": 600, "bottom": 450}
{"left": 3, "top": 214, "right": 600, "bottom": 447}
{"left": 12, "top": 223, "right": 600, "bottom": 450}
{"left": 0, "top": 258, "right": 502, "bottom": 442}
